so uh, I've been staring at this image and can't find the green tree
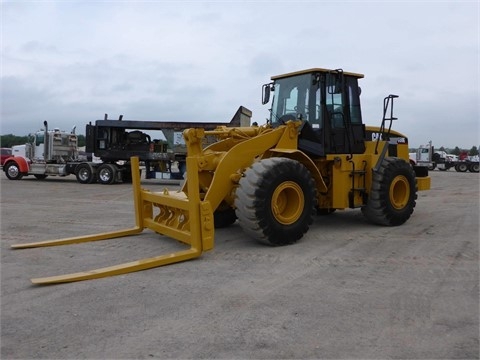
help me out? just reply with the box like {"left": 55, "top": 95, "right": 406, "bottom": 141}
{"left": 0, "top": 134, "right": 29, "bottom": 148}
{"left": 451, "top": 147, "right": 461, "bottom": 156}
{"left": 77, "top": 134, "right": 85, "bottom": 148}
{"left": 469, "top": 146, "right": 479, "bottom": 156}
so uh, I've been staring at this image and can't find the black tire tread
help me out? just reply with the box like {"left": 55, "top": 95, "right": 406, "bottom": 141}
{"left": 362, "top": 157, "right": 417, "bottom": 226}
{"left": 75, "top": 163, "right": 96, "bottom": 184}
{"left": 213, "top": 207, "right": 237, "bottom": 228}
{"left": 235, "top": 157, "right": 316, "bottom": 246}
{"left": 97, "top": 164, "right": 117, "bottom": 185}
{"left": 4, "top": 162, "right": 23, "bottom": 180}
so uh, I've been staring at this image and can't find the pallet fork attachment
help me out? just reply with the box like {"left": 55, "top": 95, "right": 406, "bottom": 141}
{"left": 11, "top": 156, "right": 214, "bottom": 285}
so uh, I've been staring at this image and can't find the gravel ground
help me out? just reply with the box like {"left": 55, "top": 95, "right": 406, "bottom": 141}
{"left": 1, "top": 170, "right": 478, "bottom": 359}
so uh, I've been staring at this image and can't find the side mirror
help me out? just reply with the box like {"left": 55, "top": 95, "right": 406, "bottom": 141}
{"left": 262, "top": 83, "right": 273, "bottom": 105}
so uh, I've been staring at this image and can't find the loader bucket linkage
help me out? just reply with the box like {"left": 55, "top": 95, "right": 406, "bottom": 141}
{"left": 11, "top": 156, "right": 214, "bottom": 285}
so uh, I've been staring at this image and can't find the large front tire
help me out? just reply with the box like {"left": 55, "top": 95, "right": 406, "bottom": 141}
{"left": 362, "top": 157, "right": 417, "bottom": 226}
{"left": 4, "top": 162, "right": 23, "bottom": 180}
{"left": 235, "top": 158, "right": 316, "bottom": 246}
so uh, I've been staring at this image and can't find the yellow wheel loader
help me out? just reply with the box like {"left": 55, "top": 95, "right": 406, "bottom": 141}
{"left": 12, "top": 68, "right": 431, "bottom": 284}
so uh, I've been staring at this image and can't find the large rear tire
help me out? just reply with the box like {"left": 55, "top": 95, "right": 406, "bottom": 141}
{"left": 75, "top": 163, "right": 96, "bottom": 184}
{"left": 455, "top": 163, "right": 468, "bottom": 172}
{"left": 317, "top": 208, "right": 336, "bottom": 216}
{"left": 468, "top": 163, "right": 479, "bottom": 173}
{"left": 362, "top": 157, "right": 417, "bottom": 226}
{"left": 235, "top": 157, "right": 316, "bottom": 246}
{"left": 97, "top": 164, "right": 117, "bottom": 185}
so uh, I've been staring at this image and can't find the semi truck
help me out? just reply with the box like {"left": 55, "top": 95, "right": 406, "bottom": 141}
{"left": 3, "top": 106, "right": 251, "bottom": 183}
{"left": 408, "top": 142, "right": 479, "bottom": 173}
{"left": 409, "top": 141, "right": 435, "bottom": 170}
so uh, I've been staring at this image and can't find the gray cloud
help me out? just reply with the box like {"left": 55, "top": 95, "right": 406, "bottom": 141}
{"left": 1, "top": 1, "right": 478, "bottom": 148}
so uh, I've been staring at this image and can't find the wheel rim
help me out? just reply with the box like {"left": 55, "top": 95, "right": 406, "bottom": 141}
{"left": 99, "top": 168, "right": 111, "bottom": 182}
{"left": 271, "top": 181, "right": 304, "bottom": 225}
{"left": 7, "top": 165, "right": 19, "bottom": 178}
{"left": 78, "top": 168, "right": 89, "bottom": 181}
{"left": 389, "top": 175, "right": 410, "bottom": 210}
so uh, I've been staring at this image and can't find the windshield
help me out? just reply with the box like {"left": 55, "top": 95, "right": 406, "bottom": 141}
{"left": 35, "top": 132, "right": 45, "bottom": 146}
{"left": 270, "top": 74, "right": 320, "bottom": 127}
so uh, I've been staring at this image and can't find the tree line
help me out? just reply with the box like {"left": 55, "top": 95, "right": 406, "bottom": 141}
{"left": 1, "top": 133, "right": 478, "bottom": 156}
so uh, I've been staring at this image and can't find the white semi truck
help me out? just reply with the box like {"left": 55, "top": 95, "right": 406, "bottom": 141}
{"left": 409, "top": 142, "right": 478, "bottom": 173}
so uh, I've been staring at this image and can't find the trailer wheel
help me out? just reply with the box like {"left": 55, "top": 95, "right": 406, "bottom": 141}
{"left": 97, "top": 164, "right": 117, "bottom": 185}
{"left": 34, "top": 174, "right": 48, "bottom": 180}
{"left": 235, "top": 157, "right": 316, "bottom": 246}
{"left": 469, "top": 163, "right": 479, "bottom": 173}
{"left": 76, "top": 163, "right": 96, "bottom": 184}
{"left": 4, "top": 162, "right": 23, "bottom": 180}
{"left": 455, "top": 163, "right": 468, "bottom": 172}
{"left": 362, "top": 157, "right": 417, "bottom": 226}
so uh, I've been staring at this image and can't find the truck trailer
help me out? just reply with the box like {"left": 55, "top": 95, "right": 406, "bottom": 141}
{"left": 3, "top": 106, "right": 251, "bottom": 184}
{"left": 433, "top": 150, "right": 479, "bottom": 173}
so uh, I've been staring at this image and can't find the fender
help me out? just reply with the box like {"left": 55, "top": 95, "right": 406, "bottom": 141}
{"left": 5, "top": 156, "right": 30, "bottom": 173}
{"left": 268, "top": 148, "right": 328, "bottom": 194}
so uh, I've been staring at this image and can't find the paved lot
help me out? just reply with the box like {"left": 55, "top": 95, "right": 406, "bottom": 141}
{"left": 1, "top": 170, "right": 478, "bottom": 359}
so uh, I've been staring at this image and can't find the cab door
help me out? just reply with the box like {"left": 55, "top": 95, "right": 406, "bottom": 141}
{"left": 325, "top": 73, "right": 366, "bottom": 155}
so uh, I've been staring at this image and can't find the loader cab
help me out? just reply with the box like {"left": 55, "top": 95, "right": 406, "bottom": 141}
{"left": 263, "top": 68, "right": 366, "bottom": 156}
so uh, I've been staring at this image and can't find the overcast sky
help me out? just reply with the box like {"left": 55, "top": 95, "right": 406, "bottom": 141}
{"left": 1, "top": 1, "right": 478, "bottom": 149}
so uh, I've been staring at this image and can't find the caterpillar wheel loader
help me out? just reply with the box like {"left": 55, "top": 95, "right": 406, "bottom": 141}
{"left": 12, "top": 68, "right": 431, "bottom": 285}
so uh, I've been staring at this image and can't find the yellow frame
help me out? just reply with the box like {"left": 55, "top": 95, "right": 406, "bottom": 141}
{"left": 11, "top": 157, "right": 213, "bottom": 285}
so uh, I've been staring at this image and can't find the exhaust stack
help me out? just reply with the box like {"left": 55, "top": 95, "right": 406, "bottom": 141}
{"left": 43, "top": 120, "right": 52, "bottom": 161}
